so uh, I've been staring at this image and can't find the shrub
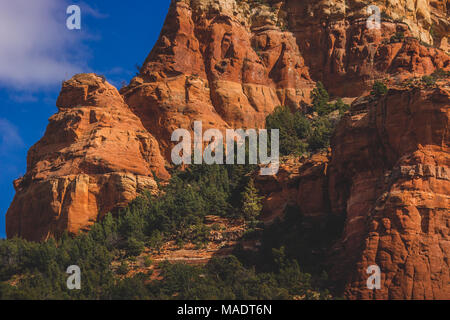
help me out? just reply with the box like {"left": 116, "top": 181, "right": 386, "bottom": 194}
{"left": 432, "top": 68, "right": 450, "bottom": 78}
{"left": 420, "top": 69, "right": 449, "bottom": 87}
{"left": 421, "top": 75, "right": 436, "bottom": 86}
{"left": 311, "top": 83, "right": 349, "bottom": 116}
{"left": 148, "top": 231, "right": 164, "bottom": 252}
{"left": 311, "top": 81, "right": 330, "bottom": 114}
{"left": 389, "top": 31, "right": 404, "bottom": 43}
{"left": 143, "top": 257, "right": 153, "bottom": 268}
{"left": 126, "top": 238, "right": 145, "bottom": 257}
{"left": 265, "top": 83, "right": 347, "bottom": 155}
{"left": 333, "top": 98, "right": 350, "bottom": 115}
{"left": 117, "top": 261, "right": 130, "bottom": 275}
{"left": 370, "top": 81, "right": 388, "bottom": 97}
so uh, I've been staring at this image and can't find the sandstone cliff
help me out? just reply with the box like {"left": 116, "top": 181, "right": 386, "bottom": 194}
{"left": 285, "top": 0, "right": 449, "bottom": 96}
{"left": 6, "top": 74, "right": 169, "bottom": 241}
{"left": 121, "top": 0, "right": 450, "bottom": 156}
{"left": 329, "top": 80, "right": 449, "bottom": 299}
{"left": 4, "top": 0, "right": 450, "bottom": 299}
{"left": 257, "top": 80, "right": 449, "bottom": 299}
{"left": 121, "top": 0, "right": 315, "bottom": 158}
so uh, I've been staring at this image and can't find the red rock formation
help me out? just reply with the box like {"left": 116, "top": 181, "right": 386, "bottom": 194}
{"left": 328, "top": 80, "right": 449, "bottom": 299}
{"left": 121, "top": 0, "right": 315, "bottom": 157}
{"left": 6, "top": 74, "right": 169, "bottom": 241}
{"left": 121, "top": 0, "right": 449, "bottom": 159}
{"left": 256, "top": 153, "right": 330, "bottom": 224}
{"left": 257, "top": 81, "right": 449, "bottom": 299}
{"left": 285, "top": 0, "right": 450, "bottom": 96}
{"left": 4, "top": 0, "right": 450, "bottom": 300}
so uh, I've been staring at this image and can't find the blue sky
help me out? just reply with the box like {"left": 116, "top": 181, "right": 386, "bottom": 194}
{"left": 0, "top": 0, "right": 171, "bottom": 238}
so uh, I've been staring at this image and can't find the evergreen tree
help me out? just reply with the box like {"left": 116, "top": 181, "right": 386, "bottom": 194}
{"left": 311, "top": 81, "right": 330, "bottom": 115}
{"left": 308, "top": 117, "right": 334, "bottom": 151}
{"left": 241, "top": 179, "right": 263, "bottom": 221}
{"left": 266, "top": 106, "right": 311, "bottom": 156}
{"left": 0, "top": 160, "right": 333, "bottom": 300}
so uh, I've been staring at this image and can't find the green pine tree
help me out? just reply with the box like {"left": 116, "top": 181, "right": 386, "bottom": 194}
{"left": 311, "top": 81, "right": 331, "bottom": 115}
{"left": 241, "top": 179, "right": 264, "bottom": 221}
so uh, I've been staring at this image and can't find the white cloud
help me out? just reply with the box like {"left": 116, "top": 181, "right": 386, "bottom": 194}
{"left": 0, "top": 118, "right": 24, "bottom": 154}
{"left": 0, "top": 0, "right": 92, "bottom": 90}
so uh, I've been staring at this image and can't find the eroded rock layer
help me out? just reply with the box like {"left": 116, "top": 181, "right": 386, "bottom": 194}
{"left": 328, "top": 81, "right": 449, "bottom": 300}
{"left": 121, "top": 0, "right": 315, "bottom": 157}
{"left": 6, "top": 74, "right": 169, "bottom": 241}
{"left": 286, "top": 0, "right": 449, "bottom": 96}
{"left": 4, "top": 0, "right": 450, "bottom": 299}
{"left": 257, "top": 82, "right": 449, "bottom": 299}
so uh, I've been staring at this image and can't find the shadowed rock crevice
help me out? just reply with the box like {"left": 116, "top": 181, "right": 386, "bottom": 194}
{"left": 4, "top": 0, "right": 450, "bottom": 300}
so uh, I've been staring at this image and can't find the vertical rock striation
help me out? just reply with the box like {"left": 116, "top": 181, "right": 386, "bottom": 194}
{"left": 6, "top": 74, "right": 168, "bottom": 241}
{"left": 4, "top": 0, "right": 450, "bottom": 299}
{"left": 328, "top": 81, "right": 449, "bottom": 299}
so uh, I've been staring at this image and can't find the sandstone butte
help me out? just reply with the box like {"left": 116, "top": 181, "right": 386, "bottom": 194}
{"left": 5, "top": 0, "right": 450, "bottom": 300}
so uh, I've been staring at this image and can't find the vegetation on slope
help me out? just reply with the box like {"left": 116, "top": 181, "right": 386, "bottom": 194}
{"left": 266, "top": 82, "right": 349, "bottom": 156}
{"left": 0, "top": 163, "right": 333, "bottom": 300}
{"left": 0, "top": 82, "right": 348, "bottom": 300}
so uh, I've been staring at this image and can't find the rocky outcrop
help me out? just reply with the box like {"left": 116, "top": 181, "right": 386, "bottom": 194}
{"left": 118, "top": 0, "right": 449, "bottom": 153}
{"left": 258, "top": 81, "right": 449, "bottom": 299}
{"left": 256, "top": 153, "right": 330, "bottom": 224}
{"left": 6, "top": 74, "right": 169, "bottom": 241}
{"left": 121, "top": 0, "right": 315, "bottom": 157}
{"left": 286, "top": 0, "right": 449, "bottom": 96}
{"left": 286, "top": 0, "right": 449, "bottom": 49}
{"left": 121, "top": 0, "right": 449, "bottom": 158}
{"left": 327, "top": 81, "right": 449, "bottom": 299}
{"left": 4, "top": 0, "right": 450, "bottom": 299}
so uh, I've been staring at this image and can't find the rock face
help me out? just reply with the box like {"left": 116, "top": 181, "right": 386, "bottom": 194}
{"left": 328, "top": 81, "right": 450, "bottom": 299}
{"left": 285, "top": 0, "right": 449, "bottom": 96}
{"left": 6, "top": 74, "right": 169, "bottom": 241}
{"left": 257, "top": 82, "right": 449, "bottom": 299}
{"left": 256, "top": 153, "right": 331, "bottom": 224}
{"left": 121, "top": 0, "right": 315, "bottom": 157}
{"left": 120, "top": 0, "right": 449, "bottom": 158}
{"left": 4, "top": 0, "right": 450, "bottom": 299}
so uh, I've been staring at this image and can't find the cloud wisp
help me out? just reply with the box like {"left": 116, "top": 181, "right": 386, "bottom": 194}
{"left": 0, "top": 0, "right": 95, "bottom": 90}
